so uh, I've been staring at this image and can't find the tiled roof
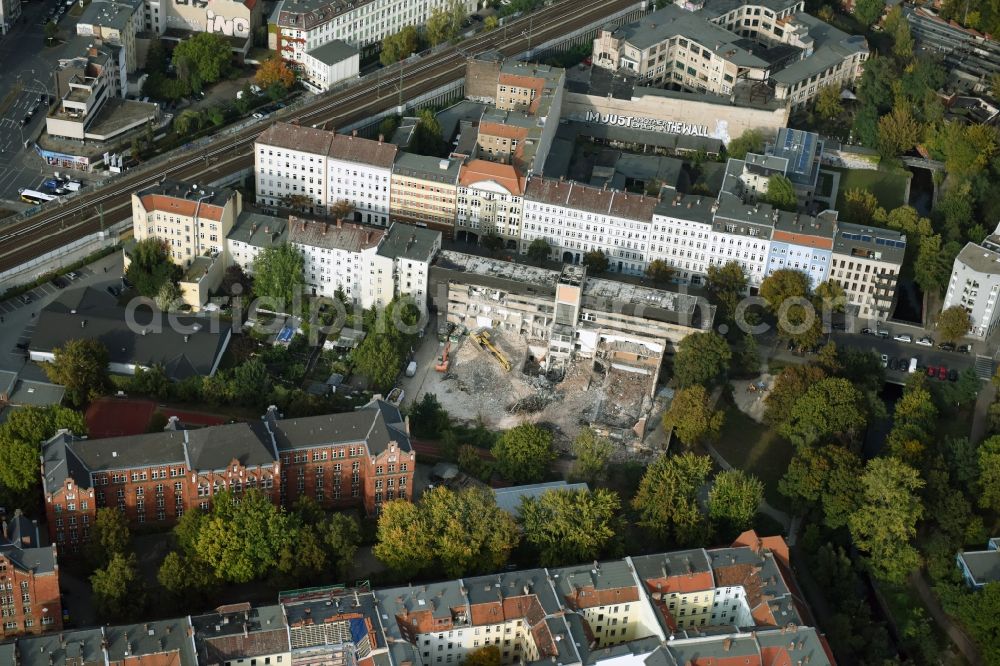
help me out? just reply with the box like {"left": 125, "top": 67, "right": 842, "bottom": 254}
{"left": 459, "top": 159, "right": 527, "bottom": 195}
{"left": 288, "top": 216, "right": 385, "bottom": 252}
{"left": 256, "top": 122, "right": 336, "bottom": 154}
{"left": 524, "top": 176, "right": 659, "bottom": 221}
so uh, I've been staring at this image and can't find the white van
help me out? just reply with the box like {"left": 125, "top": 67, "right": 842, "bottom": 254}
{"left": 908, "top": 357, "right": 918, "bottom": 373}
{"left": 64, "top": 181, "right": 82, "bottom": 192}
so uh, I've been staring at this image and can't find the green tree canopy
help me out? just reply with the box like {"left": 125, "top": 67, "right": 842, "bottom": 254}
{"left": 463, "top": 647, "right": 502, "bottom": 666}
{"left": 91, "top": 553, "right": 145, "bottom": 622}
{"left": 673, "top": 331, "right": 732, "bottom": 388}
{"left": 914, "top": 234, "right": 956, "bottom": 295}
{"left": 582, "top": 250, "right": 610, "bottom": 274}
{"left": 492, "top": 423, "right": 555, "bottom": 483}
{"left": 726, "top": 129, "right": 764, "bottom": 159}
{"left": 938, "top": 305, "right": 971, "bottom": 343}
{"left": 527, "top": 238, "right": 551, "bottom": 263}
{"left": 353, "top": 331, "right": 404, "bottom": 393}
{"left": 519, "top": 488, "right": 621, "bottom": 566}
{"left": 172, "top": 32, "right": 232, "bottom": 86}
{"left": 840, "top": 188, "right": 885, "bottom": 226}
{"left": 374, "top": 487, "right": 519, "bottom": 577}
{"left": 0, "top": 405, "right": 87, "bottom": 492}
{"left": 632, "top": 452, "right": 713, "bottom": 546}
{"left": 644, "top": 259, "right": 675, "bottom": 286}
{"left": 380, "top": 25, "right": 420, "bottom": 65}
{"left": 426, "top": 0, "right": 465, "bottom": 45}
{"left": 759, "top": 268, "right": 811, "bottom": 312}
{"left": 571, "top": 427, "right": 613, "bottom": 484}
{"left": 978, "top": 436, "right": 1000, "bottom": 514}
{"left": 814, "top": 85, "right": 843, "bottom": 120}
{"left": 764, "top": 174, "right": 797, "bottom": 211}
{"left": 85, "top": 508, "right": 131, "bottom": 570}
{"left": 193, "top": 489, "right": 294, "bottom": 583}
{"left": 44, "top": 338, "right": 110, "bottom": 407}
{"left": 848, "top": 457, "right": 924, "bottom": 583}
{"left": 253, "top": 242, "right": 305, "bottom": 311}
{"left": 854, "top": 0, "right": 885, "bottom": 27}
{"left": 708, "top": 469, "right": 763, "bottom": 536}
{"left": 232, "top": 358, "right": 271, "bottom": 406}
{"left": 664, "top": 385, "right": 725, "bottom": 447}
{"left": 705, "top": 260, "right": 749, "bottom": 323}
{"left": 759, "top": 269, "right": 821, "bottom": 346}
{"left": 779, "top": 377, "right": 868, "bottom": 449}
{"left": 157, "top": 551, "right": 217, "bottom": 606}
{"left": 779, "top": 444, "right": 862, "bottom": 529}
{"left": 126, "top": 237, "right": 180, "bottom": 297}
{"left": 877, "top": 105, "right": 922, "bottom": 158}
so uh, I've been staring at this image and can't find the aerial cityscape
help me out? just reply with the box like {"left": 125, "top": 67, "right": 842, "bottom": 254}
{"left": 0, "top": 0, "right": 999, "bottom": 663}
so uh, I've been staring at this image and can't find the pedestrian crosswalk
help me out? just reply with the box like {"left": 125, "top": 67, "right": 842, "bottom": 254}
{"left": 975, "top": 355, "right": 996, "bottom": 380}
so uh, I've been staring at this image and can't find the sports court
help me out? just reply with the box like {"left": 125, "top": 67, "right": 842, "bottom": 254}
{"left": 86, "top": 397, "right": 228, "bottom": 438}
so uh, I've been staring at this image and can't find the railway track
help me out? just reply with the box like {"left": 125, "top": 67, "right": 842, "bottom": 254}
{"left": 0, "top": 0, "right": 639, "bottom": 280}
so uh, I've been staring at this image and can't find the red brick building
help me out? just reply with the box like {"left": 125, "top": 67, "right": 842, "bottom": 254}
{"left": 40, "top": 400, "right": 415, "bottom": 551}
{"left": 0, "top": 511, "right": 62, "bottom": 638}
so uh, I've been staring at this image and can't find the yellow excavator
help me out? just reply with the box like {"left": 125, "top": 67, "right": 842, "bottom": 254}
{"left": 473, "top": 330, "right": 511, "bottom": 371}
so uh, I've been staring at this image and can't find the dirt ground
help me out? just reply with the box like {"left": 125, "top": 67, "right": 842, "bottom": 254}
{"left": 420, "top": 330, "right": 654, "bottom": 445}
{"left": 728, "top": 373, "right": 773, "bottom": 423}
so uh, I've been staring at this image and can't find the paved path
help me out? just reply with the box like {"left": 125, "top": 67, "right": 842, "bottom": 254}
{"left": 910, "top": 571, "right": 983, "bottom": 665}
{"left": 970, "top": 380, "right": 997, "bottom": 445}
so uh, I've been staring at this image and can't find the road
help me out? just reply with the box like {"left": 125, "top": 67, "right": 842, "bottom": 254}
{"left": 0, "top": 0, "right": 638, "bottom": 280}
{"left": 829, "top": 331, "right": 978, "bottom": 379}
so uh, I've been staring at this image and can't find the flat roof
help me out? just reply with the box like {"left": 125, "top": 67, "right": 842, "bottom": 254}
{"left": 77, "top": 0, "right": 142, "bottom": 31}
{"left": 833, "top": 221, "right": 906, "bottom": 264}
{"left": 377, "top": 222, "right": 440, "bottom": 262}
{"left": 306, "top": 39, "right": 358, "bottom": 66}
{"left": 391, "top": 152, "right": 462, "bottom": 183}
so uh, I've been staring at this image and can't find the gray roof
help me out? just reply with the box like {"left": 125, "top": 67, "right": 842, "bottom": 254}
{"left": 185, "top": 421, "right": 277, "bottom": 471}
{"left": 0, "top": 512, "right": 56, "bottom": 576}
{"left": 769, "top": 128, "right": 822, "bottom": 187}
{"left": 8, "top": 379, "right": 66, "bottom": 407}
{"left": 307, "top": 39, "right": 358, "bottom": 66}
{"left": 229, "top": 211, "right": 289, "bottom": 248}
{"left": 376, "top": 580, "right": 467, "bottom": 622}
{"left": 954, "top": 238, "right": 1000, "bottom": 275}
{"left": 770, "top": 14, "right": 868, "bottom": 85}
{"left": 833, "top": 221, "right": 906, "bottom": 265}
{"left": 629, "top": 550, "right": 713, "bottom": 581}
{"left": 10, "top": 628, "right": 108, "bottom": 666}
{"left": 464, "top": 567, "right": 562, "bottom": 614}
{"left": 289, "top": 216, "right": 384, "bottom": 252}
{"left": 192, "top": 603, "right": 289, "bottom": 662}
{"left": 377, "top": 222, "right": 440, "bottom": 263}
{"left": 492, "top": 481, "right": 589, "bottom": 515}
{"left": 958, "top": 548, "right": 1000, "bottom": 585}
{"left": 136, "top": 178, "right": 237, "bottom": 210}
{"left": 103, "top": 617, "right": 198, "bottom": 665}
{"left": 392, "top": 153, "right": 462, "bottom": 184}
{"left": 271, "top": 399, "right": 411, "bottom": 454}
{"left": 77, "top": 0, "right": 143, "bottom": 32}
{"left": 31, "top": 288, "right": 231, "bottom": 381}
{"left": 41, "top": 431, "right": 94, "bottom": 495}
{"left": 0, "top": 370, "right": 16, "bottom": 397}
{"left": 549, "top": 559, "right": 638, "bottom": 598}
{"left": 60, "top": 429, "right": 188, "bottom": 473}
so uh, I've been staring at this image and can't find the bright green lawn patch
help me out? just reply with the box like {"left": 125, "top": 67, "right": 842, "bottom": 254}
{"left": 832, "top": 166, "right": 910, "bottom": 211}
{"left": 713, "top": 405, "right": 795, "bottom": 509}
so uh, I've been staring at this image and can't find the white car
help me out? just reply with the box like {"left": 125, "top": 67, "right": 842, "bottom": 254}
{"left": 893, "top": 334, "right": 913, "bottom": 343}
{"left": 880, "top": 354, "right": 888, "bottom": 368}
{"left": 916, "top": 337, "right": 934, "bottom": 346}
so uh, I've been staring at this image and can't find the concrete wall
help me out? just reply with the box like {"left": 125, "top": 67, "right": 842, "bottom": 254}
{"left": 179, "top": 254, "right": 225, "bottom": 310}
{"left": 562, "top": 90, "right": 789, "bottom": 145}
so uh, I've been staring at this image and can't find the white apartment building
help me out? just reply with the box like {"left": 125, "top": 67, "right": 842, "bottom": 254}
{"left": 521, "top": 177, "right": 657, "bottom": 276}
{"left": 131, "top": 180, "right": 241, "bottom": 266}
{"left": 300, "top": 39, "right": 359, "bottom": 93}
{"left": 227, "top": 212, "right": 440, "bottom": 311}
{"left": 270, "top": 0, "right": 477, "bottom": 69}
{"left": 326, "top": 129, "right": 397, "bottom": 227}
{"left": 255, "top": 123, "right": 333, "bottom": 215}
{"left": 829, "top": 223, "right": 905, "bottom": 322}
{"left": 76, "top": 0, "right": 144, "bottom": 75}
{"left": 456, "top": 159, "right": 525, "bottom": 248}
{"left": 942, "top": 236, "right": 1000, "bottom": 339}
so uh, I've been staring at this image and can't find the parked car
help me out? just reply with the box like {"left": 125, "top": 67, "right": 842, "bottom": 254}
{"left": 894, "top": 333, "right": 913, "bottom": 343}
{"left": 106, "top": 285, "right": 120, "bottom": 297}
{"left": 888, "top": 357, "right": 898, "bottom": 371}
{"left": 908, "top": 357, "right": 918, "bottom": 373}
{"left": 926, "top": 365, "right": 936, "bottom": 378}
{"left": 51, "top": 276, "right": 67, "bottom": 289}
{"left": 18, "top": 294, "right": 31, "bottom": 305}
{"left": 948, "top": 368, "right": 959, "bottom": 381}
{"left": 916, "top": 336, "right": 934, "bottom": 346}
{"left": 938, "top": 342, "right": 956, "bottom": 351}
{"left": 861, "top": 327, "right": 874, "bottom": 335}
{"left": 957, "top": 344, "right": 972, "bottom": 354}
{"left": 937, "top": 366, "right": 948, "bottom": 380}
{"left": 66, "top": 271, "right": 80, "bottom": 280}
{"left": 877, "top": 330, "right": 890, "bottom": 339}
{"left": 880, "top": 353, "right": 888, "bottom": 368}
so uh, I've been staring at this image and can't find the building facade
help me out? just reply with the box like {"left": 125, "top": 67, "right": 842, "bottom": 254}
{"left": 301, "top": 39, "right": 360, "bottom": 93}
{"left": 132, "top": 180, "right": 241, "bottom": 267}
{"left": 76, "top": 0, "right": 144, "bottom": 75}
{"left": 0, "top": 0, "right": 21, "bottom": 34}
{"left": 390, "top": 154, "right": 462, "bottom": 235}
{"left": 455, "top": 159, "right": 526, "bottom": 247}
{"left": 0, "top": 512, "right": 62, "bottom": 638}
{"left": 942, "top": 235, "right": 1000, "bottom": 339}
{"left": 829, "top": 223, "right": 905, "bottom": 321}
{"left": 40, "top": 400, "right": 415, "bottom": 551}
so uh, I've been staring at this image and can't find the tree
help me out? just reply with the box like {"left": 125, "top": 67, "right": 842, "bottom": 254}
{"left": 764, "top": 174, "right": 797, "bottom": 211}
{"left": 126, "top": 237, "right": 180, "bottom": 297}
{"left": 527, "top": 238, "right": 551, "bottom": 263}
{"left": 221, "top": 264, "right": 253, "bottom": 297}
{"left": 938, "top": 305, "right": 971, "bottom": 343}
{"left": 815, "top": 85, "right": 843, "bottom": 121}
{"left": 673, "top": 331, "right": 732, "bottom": 388}
{"left": 44, "top": 20, "right": 59, "bottom": 44}
{"left": 253, "top": 243, "right": 304, "bottom": 311}
{"left": 779, "top": 445, "right": 862, "bottom": 529}
{"left": 232, "top": 358, "right": 271, "bottom": 406}
{"left": 571, "top": 428, "right": 613, "bottom": 484}
{"left": 45, "top": 338, "right": 110, "bottom": 406}
{"left": 256, "top": 55, "right": 295, "bottom": 90}
{"left": 464, "top": 647, "right": 502, "bottom": 666}
{"left": 171, "top": 32, "right": 232, "bottom": 85}
{"left": 848, "top": 457, "right": 924, "bottom": 583}
{"left": 85, "top": 509, "right": 131, "bottom": 570}
{"left": 705, "top": 261, "right": 748, "bottom": 322}
{"left": 765, "top": 365, "right": 829, "bottom": 428}
{"left": 854, "top": 0, "right": 885, "bottom": 27}
{"left": 374, "top": 487, "right": 519, "bottom": 577}
{"left": 353, "top": 332, "right": 403, "bottom": 392}
{"left": 380, "top": 25, "right": 420, "bottom": 66}
{"left": 708, "top": 470, "right": 763, "bottom": 535}
{"left": 914, "top": 234, "right": 953, "bottom": 295}
{"left": 582, "top": 250, "right": 609, "bottom": 274}
{"left": 664, "top": 385, "right": 725, "bottom": 447}
{"left": 91, "top": 553, "right": 144, "bottom": 622}
{"left": 644, "top": 259, "right": 675, "bottom": 286}
{"left": 877, "top": 105, "right": 922, "bottom": 158}
{"left": 330, "top": 199, "right": 355, "bottom": 220}
{"left": 814, "top": 280, "right": 847, "bottom": 313}
{"left": 759, "top": 268, "right": 810, "bottom": 312}
{"left": 157, "top": 551, "right": 217, "bottom": 605}
{"left": 484, "top": 15, "right": 499, "bottom": 31}
{"left": 840, "top": 188, "right": 884, "bottom": 226}
{"left": 492, "top": 423, "right": 555, "bottom": 483}
{"left": 519, "top": 488, "right": 621, "bottom": 566}
{"left": 481, "top": 231, "right": 504, "bottom": 255}
{"left": 409, "top": 393, "right": 452, "bottom": 438}
{"left": 320, "top": 513, "right": 362, "bottom": 579}
{"left": 726, "top": 129, "right": 764, "bottom": 160}
{"left": 779, "top": 377, "right": 868, "bottom": 449}
{"left": 426, "top": 0, "right": 465, "bottom": 45}
{"left": 193, "top": 489, "right": 294, "bottom": 583}
{"left": 155, "top": 281, "right": 182, "bottom": 311}
{"left": 632, "top": 453, "right": 713, "bottom": 546}
{"left": 978, "top": 436, "right": 1000, "bottom": 514}
{"left": 173, "top": 109, "right": 202, "bottom": 135}
{"left": 410, "top": 108, "right": 445, "bottom": 156}
{"left": 0, "top": 405, "right": 87, "bottom": 492}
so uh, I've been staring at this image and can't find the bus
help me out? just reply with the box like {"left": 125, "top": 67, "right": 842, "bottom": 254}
{"left": 19, "top": 189, "right": 56, "bottom": 205}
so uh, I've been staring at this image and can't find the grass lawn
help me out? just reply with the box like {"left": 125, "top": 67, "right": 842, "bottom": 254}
{"left": 831, "top": 166, "right": 910, "bottom": 211}
{"left": 712, "top": 405, "right": 795, "bottom": 509}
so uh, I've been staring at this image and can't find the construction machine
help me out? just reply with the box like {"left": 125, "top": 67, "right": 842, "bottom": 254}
{"left": 473, "top": 330, "right": 512, "bottom": 371}
{"left": 435, "top": 341, "right": 451, "bottom": 372}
